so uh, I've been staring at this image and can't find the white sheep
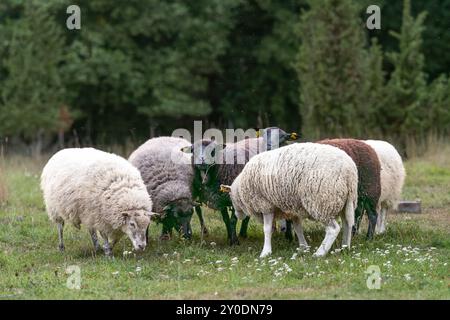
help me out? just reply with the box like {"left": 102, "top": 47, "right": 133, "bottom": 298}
{"left": 364, "top": 140, "right": 406, "bottom": 234}
{"left": 41, "top": 148, "right": 153, "bottom": 256}
{"left": 222, "top": 142, "right": 358, "bottom": 257}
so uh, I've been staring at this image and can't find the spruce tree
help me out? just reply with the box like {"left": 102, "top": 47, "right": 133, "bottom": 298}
{"left": 0, "top": 1, "right": 66, "bottom": 150}
{"left": 296, "top": 0, "right": 368, "bottom": 139}
{"left": 424, "top": 75, "right": 450, "bottom": 135}
{"left": 363, "top": 38, "right": 385, "bottom": 135}
{"left": 384, "top": 0, "right": 427, "bottom": 138}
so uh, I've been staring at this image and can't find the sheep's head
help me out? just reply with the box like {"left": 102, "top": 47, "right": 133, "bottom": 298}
{"left": 121, "top": 210, "right": 151, "bottom": 251}
{"left": 160, "top": 200, "right": 195, "bottom": 239}
{"left": 257, "top": 127, "right": 299, "bottom": 150}
{"left": 181, "top": 139, "right": 226, "bottom": 170}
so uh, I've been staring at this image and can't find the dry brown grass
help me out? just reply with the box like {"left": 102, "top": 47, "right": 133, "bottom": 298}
{"left": 404, "top": 132, "right": 450, "bottom": 160}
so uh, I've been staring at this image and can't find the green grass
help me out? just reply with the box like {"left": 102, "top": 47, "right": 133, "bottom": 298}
{"left": 0, "top": 153, "right": 449, "bottom": 300}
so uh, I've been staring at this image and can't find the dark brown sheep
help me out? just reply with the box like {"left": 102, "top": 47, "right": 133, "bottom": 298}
{"left": 317, "top": 138, "right": 381, "bottom": 239}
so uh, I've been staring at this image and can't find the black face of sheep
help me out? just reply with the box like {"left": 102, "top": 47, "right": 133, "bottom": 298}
{"left": 160, "top": 203, "right": 194, "bottom": 240}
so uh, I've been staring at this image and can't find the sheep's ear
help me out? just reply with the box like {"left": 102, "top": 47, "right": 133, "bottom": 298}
{"left": 289, "top": 132, "right": 299, "bottom": 141}
{"left": 219, "top": 184, "right": 231, "bottom": 193}
{"left": 180, "top": 145, "right": 193, "bottom": 153}
{"left": 255, "top": 128, "right": 262, "bottom": 138}
{"left": 148, "top": 212, "right": 160, "bottom": 222}
{"left": 122, "top": 212, "right": 130, "bottom": 219}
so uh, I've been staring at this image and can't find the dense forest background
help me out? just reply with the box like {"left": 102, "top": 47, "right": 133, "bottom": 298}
{"left": 0, "top": 0, "right": 449, "bottom": 154}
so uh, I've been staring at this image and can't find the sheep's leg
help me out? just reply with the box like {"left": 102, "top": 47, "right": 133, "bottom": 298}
{"left": 380, "top": 207, "right": 387, "bottom": 233}
{"left": 220, "top": 207, "right": 232, "bottom": 243}
{"left": 341, "top": 215, "right": 352, "bottom": 249}
{"left": 160, "top": 222, "right": 172, "bottom": 241}
{"left": 239, "top": 216, "right": 250, "bottom": 238}
{"left": 313, "top": 219, "right": 340, "bottom": 257}
{"left": 195, "top": 205, "right": 208, "bottom": 236}
{"left": 285, "top": 220, "right": 294, "bottom": 242}
{"left": 291, "top": 219, "right": 308, "bottom": 248}
{"left": 366, "top": 201, "right": 378, "bottom": 240}
{"left": 260, "top": 213, "right": 274, "bottom": 258}
{"left": 229, "top": 208, "right": 239, "bottom": 245}
{"left": 100, "top": 233, "right": 113, "bottom": 257}
{"left": 109, "top": 236, "right": 118, "bottom": 248}
{"left": 375, "top": 207, "right": 387, "bottom": 235}
{"left": 57, "top": 221, "right": 65, "bottom": 252}
{"left": 89, "top": 229, "right": 100, "bottom": 252}
{"left": 352, "top": 202, "right": 364, "bottom": 236}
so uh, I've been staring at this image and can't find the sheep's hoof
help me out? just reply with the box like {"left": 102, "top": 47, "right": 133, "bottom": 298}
{"left": 259, "top": 251, "right": 271, "bottom": 258}
{"left": 201, "top": 226, "right": 208, "bottom": 236}
{"left": 312, "top": 251, "right": 326, "bottom": 258}
{"left": 58, "top": 244, "right": 65, "bottom": 252}
{"left": 229, "top": 237, "right": 240, "bottom": 246}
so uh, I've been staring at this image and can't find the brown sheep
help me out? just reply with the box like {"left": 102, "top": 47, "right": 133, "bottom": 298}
{"left": 317, "top": 138, "right": 381, "bottom": 239}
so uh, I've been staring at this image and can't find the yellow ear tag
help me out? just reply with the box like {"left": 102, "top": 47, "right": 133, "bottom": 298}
{"left": 219, "top": 184, "right": 231, "bottom": 193}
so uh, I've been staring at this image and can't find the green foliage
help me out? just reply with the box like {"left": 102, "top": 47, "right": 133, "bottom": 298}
{"left": 384, "top": 0, "right": 428, "bottom": 138}
{"left": 61, "top": 0, "right": 239, "bottom": 143}
{"left": 0, "top": 0, "right": 449, "bottom": 147}
{"left": 0, "top": 1, "right": 66, "bottom": 140}
{"left": 423, "top": 75, "right": 450, "bottom": 134}
{"left": 362, "top": 38, "right": 385, "bottom": 135}
{"left": 296, "top": 0, "right": 370, "bottom": 138}
{"left": 216, "top": 0, "right": 306, "bottom": 130}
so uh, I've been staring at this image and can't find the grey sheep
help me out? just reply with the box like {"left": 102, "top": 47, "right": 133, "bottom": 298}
{"left": 129, "top": 137, "right": 205, "bottom": 239}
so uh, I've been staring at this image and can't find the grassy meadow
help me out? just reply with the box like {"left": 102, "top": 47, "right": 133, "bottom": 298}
{"left": 0, "top": 145, "right": 449, "bottom": 300}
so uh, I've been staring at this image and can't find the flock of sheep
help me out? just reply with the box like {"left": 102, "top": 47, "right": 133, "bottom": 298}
{"left": 40, "top": 127, "right": 405, "bottom": 258}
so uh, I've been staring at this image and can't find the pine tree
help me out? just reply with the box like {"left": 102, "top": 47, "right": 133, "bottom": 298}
{"left": 423, "top": 75, "right": 450, "bottom": 134}
{"left": 363, "top": 37, "right": 385, "bottom": 135}
{"left": 0, "top": 1, "right": 66, "bottom": 152}
{"left": 383, "top": 0, "right": 427, "bottom": 139}
{"left": 296, "top": 0, "right": 369, "bottom": 139}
